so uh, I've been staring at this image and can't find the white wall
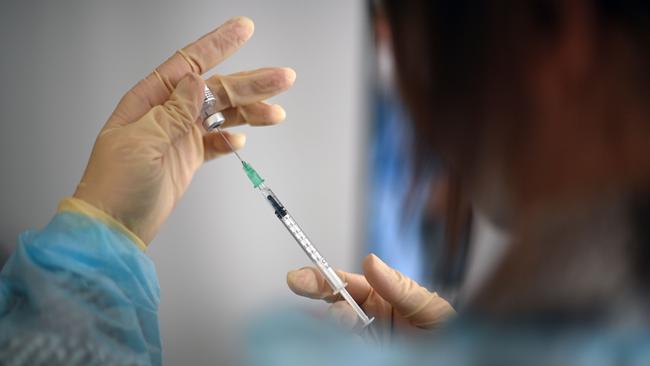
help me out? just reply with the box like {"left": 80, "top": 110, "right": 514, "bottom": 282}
{"left": 0, "top": 1, "right": 366, "bottom": 364}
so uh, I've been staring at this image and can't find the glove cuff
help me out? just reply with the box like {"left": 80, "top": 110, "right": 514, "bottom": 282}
{"left": 57, "top": 197, "right": 147, "bottom": 251}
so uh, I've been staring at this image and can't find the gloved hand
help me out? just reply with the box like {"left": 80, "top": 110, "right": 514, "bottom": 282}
{"left": 287, "top": 254, "right": 455, "bottom": 340}
{"left": 74, "top": 17, "right": 296, "bottom": 245}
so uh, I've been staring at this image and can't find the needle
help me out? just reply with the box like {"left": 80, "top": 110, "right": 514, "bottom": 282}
{"left": 216, "top": 126, "right": 244, "bottom": 163}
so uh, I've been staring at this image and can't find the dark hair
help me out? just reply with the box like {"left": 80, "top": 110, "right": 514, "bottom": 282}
{"left": 383, "top": 0, "right": 650, "bottom": 170}
{"left": 381, "top": 0, "right": 650, "bottom": 296}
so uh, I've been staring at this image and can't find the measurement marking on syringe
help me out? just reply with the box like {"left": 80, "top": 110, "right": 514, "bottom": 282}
{"left": 230, "top": 158, "right": 374, "bottom": 326}
{"left": 208, "top": 124, "right": 374, "bottom": 326}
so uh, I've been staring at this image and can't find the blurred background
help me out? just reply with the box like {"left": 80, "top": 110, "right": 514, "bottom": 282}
{"left": 0, "top": 0, "right": 506, "bottom": 364}
{"left": 0, "top": 1, "right": 366, "bottom": 364}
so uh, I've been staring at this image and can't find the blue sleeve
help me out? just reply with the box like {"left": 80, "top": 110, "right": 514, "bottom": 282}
{"left": 0, "top": 212, "right": 161, "bottom": 365}
{"left": 243, "top": 312, "right": 417, "bottom": 366}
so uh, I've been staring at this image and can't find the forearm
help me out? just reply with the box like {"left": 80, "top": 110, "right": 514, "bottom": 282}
{"left": 0, "top": 198, "right": 161, "bottom": 365}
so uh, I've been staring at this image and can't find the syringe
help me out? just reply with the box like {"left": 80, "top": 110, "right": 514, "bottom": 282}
{"left": 200, "top": 86, "right": 373, "bottom": 327}
{"left": 237, "top": 159, "right": 374, "bottom": 327}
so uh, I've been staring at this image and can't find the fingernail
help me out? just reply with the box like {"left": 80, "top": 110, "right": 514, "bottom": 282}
{"left": 287, "top": 268, "right": 308, "bottom": 283}
{"left": 229, "top": 133, "right": 246, "bottom": 149}
{"left": 273, "top": 104, "right": 286, "bottom": 120}
{"left": 367, "top": 253, "right": 388, "bottom": 269}
{"left": 287, "top": 268, "right": 318, "bottom": 295}
{"left": 231, "top": 16, "right": 254, "bottom": 27}
{"left": 283, "top": 67, "right": 297, "bottom": 84}
{"left": 365, "top": 253, "right": 400, "bottom": 284}
{"left": 228, "top": 16, "right": 255, "bottom": 37}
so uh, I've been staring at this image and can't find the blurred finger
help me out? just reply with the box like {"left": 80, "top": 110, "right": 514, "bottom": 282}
{"left": 286, "top": 267, "right": 372, "bottom": 304}
{"left": 363, "top": 254, "right": 455, "bottom": 329}
{"left": 220, "top": 102, "right": 286, "bottom": 128}
{"left": 203, "top": 130, "right": 246, "bottom": 161}
{"left": 111, "top": 17, "right": 255, "bottom": 125}
{"left": 206, "top": 67, "right": 296, "bottom": 111}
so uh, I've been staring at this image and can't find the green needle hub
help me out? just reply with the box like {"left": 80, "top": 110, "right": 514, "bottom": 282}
{"left": 242, "top": 161, "right": 265, "bottom": 188}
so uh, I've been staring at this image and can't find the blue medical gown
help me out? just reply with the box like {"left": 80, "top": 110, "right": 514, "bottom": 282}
{"left": 2, "top": 210, "right": 650, "bottom": 366}
{"left": 0, "top": 212, "right": 160, "bottom": 365}
{"left": 244, "top": 311, "right": 650, "bottom": 366}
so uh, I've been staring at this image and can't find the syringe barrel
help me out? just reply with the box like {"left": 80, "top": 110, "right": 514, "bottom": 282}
{"left": 279, "top": 213, "right": 346, "bottom": 292}
{"left": 257, "top": 184, "right": 346, "bottom": 292}
{"left": 240, "top": 164, "right": 374, "bottom": 326}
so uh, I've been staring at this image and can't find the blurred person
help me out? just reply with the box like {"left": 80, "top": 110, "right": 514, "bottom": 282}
{"left": 365, "top": 1, "right": 473, "bottom": 299}
{"left": 280, "top": 0, "right": 650, "bottom": 363}
{"left": 0, "top": 17, "right": 297, "bottom": 365}
{"left": 364, "top": 8, "right": 443, "bottom": 289}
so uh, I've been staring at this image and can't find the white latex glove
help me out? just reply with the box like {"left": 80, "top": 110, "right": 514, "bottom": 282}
{"left": 287, "top": 254, "right": 455, "bottom": 341}
{"left": 74, "top": 17, "right": 295, "bottom": 244}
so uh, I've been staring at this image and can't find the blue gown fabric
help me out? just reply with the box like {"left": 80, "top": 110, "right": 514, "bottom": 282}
{"left": 0, "top": 212, "right": 160, "bottom": 365}
{"left": 2, "top": 212, "right": 649, "bottom": 365}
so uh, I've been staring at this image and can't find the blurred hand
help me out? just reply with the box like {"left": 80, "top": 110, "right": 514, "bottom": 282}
{"left": 74, "top": 17, "right": 296, "bottom": 244}
{"left": 287, "top": 254, "right": 455, "bottom": 340}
